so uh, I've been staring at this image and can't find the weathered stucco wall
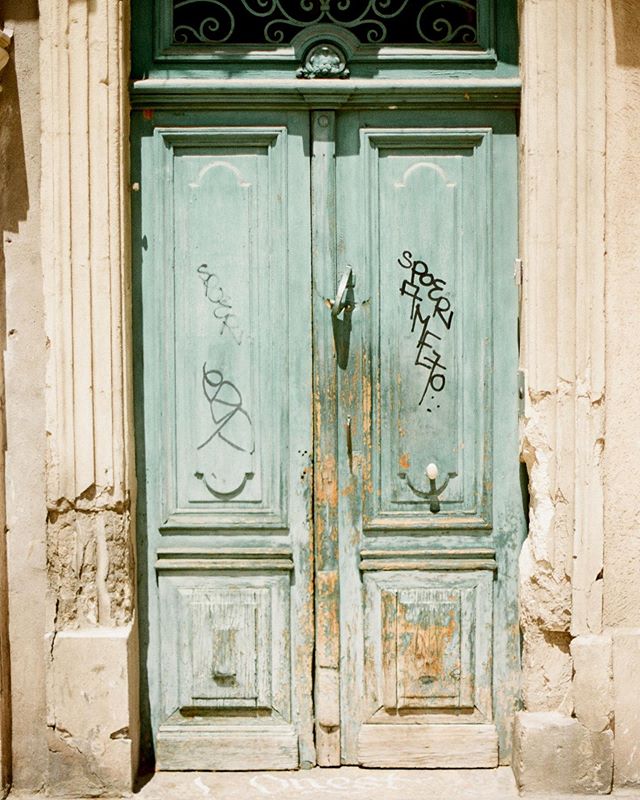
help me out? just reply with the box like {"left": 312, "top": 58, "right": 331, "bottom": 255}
{"left": 603, "top": 1, "right": 640, "bottom": 629}
{"left": 603, "top": 0, "right": 640, "bottom": 789}
{"left": 518, "top": 0, "right": 606, "bottom": 714}
{"left": 514, "top": 0, "right": 640, "bottom": 794}
{"left": 0, "top": 1, "right": 47, "bottom": 793}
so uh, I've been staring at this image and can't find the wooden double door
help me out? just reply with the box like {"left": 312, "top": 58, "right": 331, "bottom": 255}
{"left": 135, "top": 106, "right": 524, "bottom": 770}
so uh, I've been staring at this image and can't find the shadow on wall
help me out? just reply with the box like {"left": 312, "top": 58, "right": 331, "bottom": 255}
{"left": 0, "top": 51, "right": 28, "bottom": 234}
{"left": 0, "top": 1, "right": 39, "bottom": 790}
{"left": 0, "top": 0, "right": 38, "bottom": 231}
{"left": 0, "top": 2, "right": 38, "bottom": 23}
{"left": 610, "top": 0, "right": 640, "bottom": 67}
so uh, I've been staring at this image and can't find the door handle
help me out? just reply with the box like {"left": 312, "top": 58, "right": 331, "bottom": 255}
{"left": 332, "top": 267, "right": 355, "bottom": 318}
{"left": 398, "top": 462, "right": 457, "bottom": 514}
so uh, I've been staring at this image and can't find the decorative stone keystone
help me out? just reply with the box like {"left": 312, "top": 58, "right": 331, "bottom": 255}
{"left": 297, "top": 42, "right": 350, "bottom": 79}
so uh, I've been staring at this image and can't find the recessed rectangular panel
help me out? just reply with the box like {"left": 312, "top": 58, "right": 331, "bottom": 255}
{"left": 363, "top": 570, "right": 492, "bottom": 720}
{"left": 188, "top": 588, "right": 271, "bottom": 707}
{"left": 159, "top": 572, "right": 291, "bottom": 721}
{"left": 362, "top": 130, "right": 492, "bottom": 530}
{"left": 174, "top": 146, "right": 264, "bottom": 509}
{"left": 158, "top": 128, "right": 293, "bottom": 528}
{"left": 395, "top": 588, "right": 464, "bottom": 707}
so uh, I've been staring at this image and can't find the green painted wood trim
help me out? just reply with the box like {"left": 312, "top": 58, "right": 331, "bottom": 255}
{"left": 130, "top": 78, "right": 521, "bottom": 110}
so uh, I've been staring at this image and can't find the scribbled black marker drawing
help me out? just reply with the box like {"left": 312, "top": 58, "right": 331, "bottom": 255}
{"left": 398, "top": 250, "right": 454, "bottom": 412}
{"left": 195, "top": 365, "right": 255, "bottom": 500}
{"left": 197, "top": 263, "right": 243, "bottom": 345}
{"left": 198, "top": 364, "right": 254, "bottom": 454}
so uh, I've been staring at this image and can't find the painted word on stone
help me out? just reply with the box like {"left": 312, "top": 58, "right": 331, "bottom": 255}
{"left": 398, "top": 250, "right": 454, "bottom": 412}
{"left": 172, "top": 0, "right": 479, "bottom": 46}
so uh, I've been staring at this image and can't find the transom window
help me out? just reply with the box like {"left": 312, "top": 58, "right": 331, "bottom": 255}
{"left": 172, "top": 1, "right": 479, "bottom": 47}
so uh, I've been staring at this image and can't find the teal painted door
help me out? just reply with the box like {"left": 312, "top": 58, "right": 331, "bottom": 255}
{"left": 137, "top": 111, "right": 315, "bottom": 770}
{"left": 135, "top": 107, "right": 523, "bottom": 770}
{"left": 326, "top": 110, "right": 523, "bottom": 767}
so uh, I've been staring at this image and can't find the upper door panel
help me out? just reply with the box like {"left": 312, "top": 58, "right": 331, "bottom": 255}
{"left": 161, "top": 126, "right": 297, "bottom": 530}
{"left": 361, "top": 126, "right": 492, "bottom": 531}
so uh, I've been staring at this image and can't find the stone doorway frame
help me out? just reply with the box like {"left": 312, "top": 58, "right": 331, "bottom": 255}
{"left": 31, "top": 0, "right": 637, "bottom": 793}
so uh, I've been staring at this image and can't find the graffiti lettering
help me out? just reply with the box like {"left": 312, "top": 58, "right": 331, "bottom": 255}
{"left": 197, "top": 263, "right": 243, "bottom": 345}
{"left": 398, "top": 250, "right": 454, "bottom": 412}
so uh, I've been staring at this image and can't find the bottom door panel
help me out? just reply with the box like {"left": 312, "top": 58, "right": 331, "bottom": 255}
{"left": 358, "top": 725, "right": 498, "bottom": 769}
{"left": 156, "top": 567, "right": 297, "bottom": 770}
{"left": 357, "top": 569, "right": 497, "bottom": 768}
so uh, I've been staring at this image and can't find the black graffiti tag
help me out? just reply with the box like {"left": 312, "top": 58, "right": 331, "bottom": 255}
{"left": 194, "top": 365, "right": 255, "bottom": 500}
{"left": 198, "top": 263, "right": 243, "bottom": 345}
{"left": 398, "top": 250, "right": 454, "bottom": 412}
{"left": 197, "top": 364, "right": 254, "bottom": 454}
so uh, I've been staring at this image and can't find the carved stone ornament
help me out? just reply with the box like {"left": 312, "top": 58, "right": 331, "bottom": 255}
{"left": 297, "top": 42, "right": 350, "bottom": 79}
{"left": 0, "top": 27, "right": 13, "bottom": 84}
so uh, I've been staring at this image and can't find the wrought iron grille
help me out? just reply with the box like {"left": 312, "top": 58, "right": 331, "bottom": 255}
{"left": 172, "top": 1, "right": 479, "bottom": 47}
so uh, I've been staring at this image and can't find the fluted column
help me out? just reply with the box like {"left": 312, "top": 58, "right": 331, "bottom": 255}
{"left": 39, "top": 0, "right": 137, "bottom": 793}
{"left": 519, "top": 0, "right": 606, "bottom": 702}
{"left": 514, "top": 0, "right": 612, "bottom": 793}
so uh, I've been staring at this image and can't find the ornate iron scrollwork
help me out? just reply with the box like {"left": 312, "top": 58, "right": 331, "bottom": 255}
{"left": 172, "top": 1, "right": 479, "bottom": 47}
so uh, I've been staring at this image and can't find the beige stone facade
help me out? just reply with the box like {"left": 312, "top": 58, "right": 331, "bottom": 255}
{"left": 1, "top": 0, "right": 640, "bottom": 795}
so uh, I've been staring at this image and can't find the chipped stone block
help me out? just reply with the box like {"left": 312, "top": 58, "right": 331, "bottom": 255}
{"left": 47, "top": 505, "right": 133, "bottom": 629}
{"left": 521, "top": 630, "right": 574, "bottom": 716}
{"left": 613, "top": 629, "right": 640, "bottom": 788}
{"left": 513, "top": 712, "right": 613, "bottom": 794}
{"left": 571, "top": 634, "right": 612, "bottom": 733}
{"left": 45, "top": 625, "right": 139, "bottom": 796}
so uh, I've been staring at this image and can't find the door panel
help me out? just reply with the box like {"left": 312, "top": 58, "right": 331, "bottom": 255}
{"left": 365, "top": 128, "right": 491, "bottom": 530}
{"left": 334, "top": 110, "right": 522, "bottom": 766}
{"left": 138, "top": 113, "right": 314, "bottom": 770}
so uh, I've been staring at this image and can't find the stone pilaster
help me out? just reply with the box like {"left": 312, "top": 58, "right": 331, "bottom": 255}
{"left": 516, "top": 0, "right": 610, "bottom": 791}
{"left": 519, "top": 0, "right": 606, "bottom": 700}
{"left": 0, "top": 21, "right": 14, "bottom": 798}
{"left": 39, "top": 0, "right": 137, "bottom": 793}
